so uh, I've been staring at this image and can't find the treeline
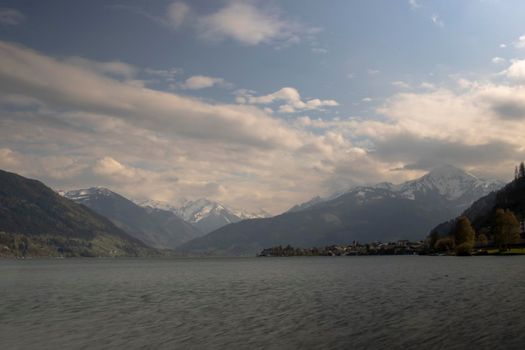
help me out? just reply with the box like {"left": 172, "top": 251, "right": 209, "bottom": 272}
{"left": 515, "top": 161, "right": 525, "bottom": 180}
{"left": 429, "top": 209, "right": 522, "bottom": 255}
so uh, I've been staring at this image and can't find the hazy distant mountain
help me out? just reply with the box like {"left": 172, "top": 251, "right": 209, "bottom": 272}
{"left": 0, "top": 169, "right": 148, "bottom": 257}
{"left": 63, "top": 188, "right": 203, "bottom": 249}
{"left": 138, "top": 198, "right": 271, "bottom": 234}
{"left": 177, "top": 165, "right": 504, "bottom": 256}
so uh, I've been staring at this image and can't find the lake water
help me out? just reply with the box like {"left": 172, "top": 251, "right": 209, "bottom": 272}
{"left": 1, "top": 256, "right": 524, "bottom": 349}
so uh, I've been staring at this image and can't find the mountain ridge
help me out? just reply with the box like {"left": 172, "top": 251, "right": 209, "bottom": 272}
{"left": 0, "top": 169, "right": 149, "bottom": 257}
{"left": 177, "top": 165, "right": 504, "bottom": 256}
{"left": 63, "top": 187, "right": 203, "bottom": 249}
{"left": 136, "top": 197, "right": 271, "bottom": 234}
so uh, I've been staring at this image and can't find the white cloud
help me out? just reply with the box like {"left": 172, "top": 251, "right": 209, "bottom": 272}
{"left": 0, "top": 148, "right": 19, "bottom": 168}
{"left": 0, "top": 8, "right": 24, "bottom": 26}
{"left": 408, "top": 0, "right": 421, "bottom": 10}
{"left": 92, "top": 156, "right": 144, "bottom": 182}
{"left": 513, "top": 34, "right": 525, "bottom": 49}
{"left": 66, "top": 57, "right": 138, "bottom": 79}
{"left": 503, "top": 59, "right": 525, "bottom": 81}
{"left": 238, "top": 87, "right": 339, "bottom": 113}
{"left": 3, "top": 41, "right": 524, "bottom": 213}
{"left": 0, "top": 41, "right": 361, "bottom": 212}
{"left": 491, "top": 56, "right": 506, "bottom": 65}
{"left": 181, "top": 75, "right": 229, "bottom": 90}
{"left": 431, "top": 14, "right": 444, "bottom": 27}
{"left": 420, "top": 82, "right": 436, "bottom": 90}
{"left": 367, "top": 69, "right": 380, "bottom": 75}
{"left": 362, "top": 97, "right": 373, "bottom": 102}
{"left": 167, "top": 2, "right": 190, "bottom": 29}
{"left": 311, "top": 47, "right": 328, "bottom": 54}
{"left": 196, "top": 1, "right": 317, "bottom": 46}
{"left": 500, "top": 43, "right": 507, "bottom": 48}
{"left": 391, "top": 81, "right": 411, "bottom": 89}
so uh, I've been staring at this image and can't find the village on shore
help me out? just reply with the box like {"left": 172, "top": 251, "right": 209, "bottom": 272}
{"left": 258, "top": 240, "right": 427, "bottom": 257}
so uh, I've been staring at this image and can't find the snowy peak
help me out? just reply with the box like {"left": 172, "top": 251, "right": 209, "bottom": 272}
{"left": 133, "top": 198, "right": 185, "bottom": 213}
{"left": 397, "top": 165, "right": 502, "bottom": 201}
{"left": 175, "top": 198, "right": 269, "bottom": 223}
{"left": 134, "top": 197, "right": 270, "bottom": 234}
{"left": 61, "top": 187, "right": 116, "bottom": 202}
{"left": 176, "top": 198, "right": 231, "bottom": 223}
{"left": 289, "top": 165, "right": 504, "bottom": 212}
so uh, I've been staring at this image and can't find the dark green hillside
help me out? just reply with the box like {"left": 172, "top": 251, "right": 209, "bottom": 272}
{"left": 432, "top": 176, "right": 525, "bottom": 237}
{"left": 0, "top": 169, "right": 152, "bottom": 257}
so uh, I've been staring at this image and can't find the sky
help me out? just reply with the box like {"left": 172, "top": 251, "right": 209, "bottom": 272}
{"left": 1, "top": 0, "right": 525, "bottom": 213}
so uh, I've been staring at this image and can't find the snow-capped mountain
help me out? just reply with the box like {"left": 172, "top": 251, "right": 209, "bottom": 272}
{"left": 135, "top": 197, "right": 271, "bottom": 234}
{"left": 133, "top": 198, "right": 186, "bottom": 213}
{"left": 291, "top": 165, "right": 504, "bottom": 213}
{"left": 61, "top": 187, "right": 203, "bottom": 249}
{"left": 388, "top": 164, "right": 503, "bottom": 202}
{"left": 177, "top": 165, "right": 506, "bottom": 256}
{"left": 60, "top": 187, "right": 114, "bottom": 203}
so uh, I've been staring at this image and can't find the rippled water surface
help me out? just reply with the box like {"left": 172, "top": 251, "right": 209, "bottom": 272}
{"left": 1, "top": 256, "right": 525, "bottom": 349}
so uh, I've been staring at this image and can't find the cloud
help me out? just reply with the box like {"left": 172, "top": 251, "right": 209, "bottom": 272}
{"left": 2, "top": 41, "right": 524, "bottom": 213}
{"left": 181, "top": 75, "right": 229, "bottom": 90}
{"left": 491, "top": 57, "right": 506, "bottom": 65}
{"left": 372, "top": 134, "right": 519, "bottom": 171}
{"left": 167, "top": 2, "right": 190, "bottom": 29}
{"left": 0, "top": 41, "right": 360, "bottom": 212}
{"left": 0, "top": 148, "right": 19, "bottom": 168}
{"left": 0, "top": 41, "right": 303, "bottom": 150}
{"left": 0, "top": 8, "right": 24, "bottom": 26}
{"left": 92, "top": 156, "right": 144, "bottom": 182}
{"left": 197, "top": 1, "right": 317, "bottom": 46}
{"left": 431, "top": 14, "right": 444, "bottom": 27}
{"left": 237, "top": 87, "right": 339, "bottom": 113}
{"left": 408, "top": 0, "right": 421, "bottom": 10}
{"left": 500, "top": 43, "right": 507, "bottom": 48}
{"left": 503, "top": 59, "right": 525, "bottom": 81}
{"left": 367, "top": 69, "right": 380, "bottom": 75}
{"left": 513, "top": 34, "right": 525, "bottom": 49}
{"left": 311, "top": 47, "right": 328, "bottom": 54}
{"left": 420, "top": 82, "right": 436, "bottom": 90}
{"left": 391, "top": 81, "right": 411, "bottom": 89}
{"left": 66, "top": 57, "right": 138, "bottom": 79}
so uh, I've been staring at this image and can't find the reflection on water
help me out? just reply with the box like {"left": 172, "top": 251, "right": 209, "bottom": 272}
{"left": 1, "top": 256, "right": 525, "bottom": 349}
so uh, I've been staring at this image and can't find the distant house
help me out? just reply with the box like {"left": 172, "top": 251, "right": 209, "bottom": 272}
{"left": 396, "top": 240, "right": 409, "bottom": 247}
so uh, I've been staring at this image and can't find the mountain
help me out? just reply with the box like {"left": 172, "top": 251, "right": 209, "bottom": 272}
{"left": 0, "top": 169, "right": 149, "bottom": 257}
{"left": 287, "top": 196, "right": 326, "bottom": 213}
{"left": 177, "top": 165, "right": 503, "bottom": 256}
{"left": 431, "top": 174, "right": 525, "bottom": 236}
{"left": 139, "top": 198, "right": 271, "bottom": 234}
{"left": 291, "top": 164, "right": 503, "bottom": 214}
{"left": 133, "top": 198, "right": 186, "bottom": 214}
{"left": 63, "top": 188, "right": 203, "bottom": 249}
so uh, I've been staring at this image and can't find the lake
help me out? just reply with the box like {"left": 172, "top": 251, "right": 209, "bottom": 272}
{"left": 1, "top": 256, "right": 524, "bottom": 349}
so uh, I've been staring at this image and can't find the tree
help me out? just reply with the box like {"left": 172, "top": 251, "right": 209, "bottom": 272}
{"left": 453, "top": 216, "right": 475, "bottom": 246}
{"left": 428, "top": 231, "right": 440, "bottom": 250}
{"left": 519, "top": 162, "right": 525, "bottom": 179}
{"left": 434, "top": 237, "right": 454, "bottom": 252}
{"left": 452, "top": 216, "right": 475, "bottom": 256}
{"left": 477, "top": 233, "right": 488, "bottom": 246}
{"left": 492, "top": 209, "right": 520, "bottom": 251}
